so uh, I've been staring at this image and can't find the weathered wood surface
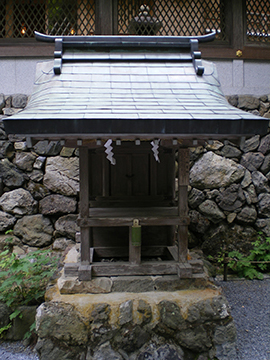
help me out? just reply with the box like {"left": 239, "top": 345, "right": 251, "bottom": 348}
{"left": 78, "top": 265, "right": 92, "bottom": 281}
{"left": 79, "top": 147, "right": 91, "bottom": 264}
{"left": 64, "top": 260, "right": 204, "bottom": 278}
{"left": 177, "top": 263, "right": 192, "bottom": 278}
{"left": 78, "top": 216, "right": 189, "bottom": 227}
{"left": 129, "top": 227, "right": 141, "bottom": 265}
{"left": 177, "top": 148, "right": 190, "bottom": 262}
{"left": 89, "top": 207, "right": 179, "bottom": 216}
{"left": 91, "top": 261, "right": 178, "bottom": 276}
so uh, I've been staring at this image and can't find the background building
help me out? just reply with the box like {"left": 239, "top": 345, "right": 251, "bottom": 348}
{"left": 0, "top": 0, "right": 270, "bottom": 96}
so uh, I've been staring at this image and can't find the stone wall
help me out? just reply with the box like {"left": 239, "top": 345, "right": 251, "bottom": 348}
{"left": 189, "top": 95, "right": 270, "bottom": 256}
{"left": 0, "top": 93, "right": 270, "bottom": 258}
{"left": 35, "top": 286, "right": 236, "bottom": 360}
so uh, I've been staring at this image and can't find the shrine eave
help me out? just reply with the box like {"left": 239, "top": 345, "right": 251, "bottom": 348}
{"left": 3, "top": 33, "right": 269, "bottom": 141}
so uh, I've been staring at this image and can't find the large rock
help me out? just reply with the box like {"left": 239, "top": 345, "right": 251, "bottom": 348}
{"left": 0, "top": 210, "right": 16, "bottom": 231}
{"left": 188, "top": 188, "right": 205, "bottom": 209}
{"left": 0, "top": 141, "right": 14, "bottom": 159}
{"left": 190, "top": 152, "right": 245, "bottom": 189}
{"left": 13, "top": 214, "right": 53, "bottom": 247}
{"left": 93, "top": 342, "right": 123, "bottom": 360}
{"left": 58, "top": 276, "right": 112, "bottom": 294}
{"left": 0, "top": 302, "right": 10, "bottom": 328}
{"left": 176, "top": 325, "right": 212, "bottom": 352}
{"left": 27, "top": 181, "right": 51, "bottom": 200}
{"left": 0, "top": 233, "right": 22, "bottom": 251}
{"left": 33, "top": 156, "right": 46, "bottom": 170}
{"left": 241, "top": 170, "right": 252, "bottom": 188}
{"left": 0, "top": 158, "right": 25, "bottom": 188}
{"left": 33, "top": 141, "right": 62, "bottom": 156}
{"left": 0, "top": 188, "right": 37, "bottom": 216}
{"left": 189, "top": 210, "right": 210, "bottom": 234}
{"left": 258, "top": 134, "right": 270, "bottom": 154}
{"left": 257, "top": 193, "right": 270, "bottom": 217}
{"left": 198, "top": 200, "right": 225, "bottom": 223}
{"left": 13, "top": 152, "right": 36, "bottom": 172}
{"left": 39, "top": 195, "right": 77, "bottom": 215}
{"left": 28, "top": 169, "right": 44, "bottom": 183}
{"left": 236, "top": 206, "right": 257, "bottom": 224}
{"left": 0, "top": 93, "right": 5, "bottom": 111}
{"left": 54, "top": 214, "right": 79, "bottom": 239}
{"left": 11, "top": 94, "right": 28, "bottom": 108}
{"left": 240, "top": 135, "right": 260, "bottom": 153}
{"left": 6, "top": 306, "right": 37, "bottom": 341}
{"left": 251, "top": 171, "right": 270, "bottom": 193}
{"left": 255, "top": 218, "right": 270, "bottom": 236}
{"left": 260, "top": 153, "right": 270, "bottom": 174}
{"left": 240, "top": 152, "right": 264, "bottom": 171}
{"left": 238, "top": 95, "right": 260, "bottom": 110}
{"left": 219, "top": 144, "right": 242, "bottom": 158}
{"left": 36, "top": 302, "right": 88, "bottom": 345}
{"left": 44, "top": 156, "right": 79, "bottom": 196}
{"left": 137, "top": 343, "right": 184, "bottom": 360}
{"left": 158, "top": 300, "right": 186, "bottom": 330}
{"left": 244, "top": 184, "right": 258, "bottom": 204}
{"left": 35, "top": 338, "right": 85, "bottom": 360}
{"left": 213, "top": 322, "right": 237, "bottom": 360}
{"left": 216, "top": 184, "right": 245, "bottom": 211}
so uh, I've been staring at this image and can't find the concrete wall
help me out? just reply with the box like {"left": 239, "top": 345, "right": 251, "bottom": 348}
{"left": 215, "top": 59, "right": 270, "bottom": 96}
{"left": 0, "top": 58, "right": 269, "bottom": 97}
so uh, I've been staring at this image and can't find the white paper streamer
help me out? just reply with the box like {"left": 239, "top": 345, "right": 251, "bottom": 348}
{"left": 104, "top": 139, "right": 116, "bottom": 165}
{"left": 151, "top": 139, "right": 160, "bottom": 163}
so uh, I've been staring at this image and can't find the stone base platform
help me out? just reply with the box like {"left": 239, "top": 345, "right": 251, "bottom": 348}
{"left": 57, "top": 245, "right": 212, "bottom": 294}
{"left": 35, "top": 245, "right": 236, "bottom": 359}
{"left": 35, "top": 279, "right": 237, "bottom": 360}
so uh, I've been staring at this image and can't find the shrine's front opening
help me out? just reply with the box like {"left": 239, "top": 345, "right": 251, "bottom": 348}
{"left": 74, "top": 140, "right": 193, "bottom": 280}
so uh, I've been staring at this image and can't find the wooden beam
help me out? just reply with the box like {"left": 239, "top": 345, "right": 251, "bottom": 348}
{"left": 64, "top": 259, "right": 204, "bottom": 278}
{"left": 91, "top": 261, "right": 178, "bottom": 276}
{"left": 78, "top": 216, "right": 189, "bottom": 227}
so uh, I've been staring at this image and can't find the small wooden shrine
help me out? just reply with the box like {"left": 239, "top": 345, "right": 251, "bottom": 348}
{"left": 4, "top": 31, "right": 268, "bottom": 281}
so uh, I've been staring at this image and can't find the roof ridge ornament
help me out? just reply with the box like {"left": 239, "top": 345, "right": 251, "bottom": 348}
{"left": 190, "top": 39, "right": 204, "bottom": 76}
{"left": 35, "top": 31, "right": 215, "bottom": 75}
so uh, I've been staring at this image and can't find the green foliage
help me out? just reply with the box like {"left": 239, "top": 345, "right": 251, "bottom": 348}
{"left": 208, "top": 233, "right": 270, "bottom": 279}
{"left": 0, "top": 248, "right": 58, "bottom": 308}
{"left": 228, "top": 235, "right": 270, "bottom": 280}
{"left": 0, "top": 239, "right": 58, "bottom": 338}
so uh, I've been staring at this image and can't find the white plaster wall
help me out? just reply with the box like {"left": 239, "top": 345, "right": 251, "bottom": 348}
{"left": 0, "top": 58, "right": 50, "bottom": 95}
{"left": 0, "top": 58, "right": 270, "bottom": 97}
{"left": 214, "top": 59, "right": 270, "bottom": 96}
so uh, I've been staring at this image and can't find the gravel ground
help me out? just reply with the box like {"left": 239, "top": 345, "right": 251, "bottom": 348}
{"left": 0, "top": 340, "right": 38, "bottom": 360}
{"left": 0, "top": 279, "right": 269, "bottom": 360}
{"left": 215, "top": 278, "right": 270, "bottom": 360}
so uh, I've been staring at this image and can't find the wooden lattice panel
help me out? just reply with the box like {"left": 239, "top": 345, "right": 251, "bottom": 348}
{"left": 117, "top": 0, "right": 227, "bottom": 40}
{"left": 246, "top": 0, "right": 270, "bottom": 43}
{"left": 0, "top": 0, "right": 95, "bottom": 38}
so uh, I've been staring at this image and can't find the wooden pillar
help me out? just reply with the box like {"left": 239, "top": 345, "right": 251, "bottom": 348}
{"left": 79, "top": 147, "right": 92, "bottom": 280}
{"left": 177, "top": 148, "right": 189, "bottom": 263}
{"left": 95, "top": 0, "right": 113, "bottom": 34}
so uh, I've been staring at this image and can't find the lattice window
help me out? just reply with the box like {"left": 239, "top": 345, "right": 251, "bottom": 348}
{"left": 0, "top": 0, "right": 95, "bottom": 38}
{"left": 118, "top": 0, "right": 227, "bottom": 40}
{"left": 246, "top": 0, "right": 270, "bottom": 43}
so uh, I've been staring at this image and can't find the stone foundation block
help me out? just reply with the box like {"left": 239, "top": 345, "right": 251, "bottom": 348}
{"left": 37, "top": 279, "right": 236, "bottom": 360}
